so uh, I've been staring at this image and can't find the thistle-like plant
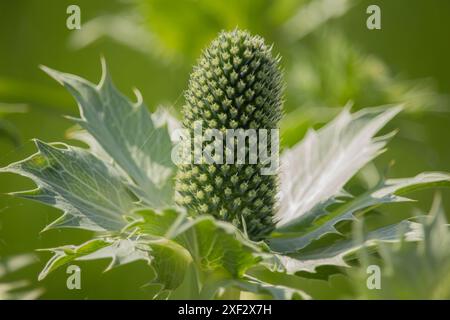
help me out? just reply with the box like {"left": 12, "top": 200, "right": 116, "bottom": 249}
{"left": 176, "top": 30, "right": 282, "bottom": 240}
{"left": 1, "top": 30, "right": 449, "bottom": 299}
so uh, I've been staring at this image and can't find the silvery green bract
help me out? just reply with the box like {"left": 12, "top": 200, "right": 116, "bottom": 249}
{"left": 2, "top": 31, "right": 449, "bottom": 299}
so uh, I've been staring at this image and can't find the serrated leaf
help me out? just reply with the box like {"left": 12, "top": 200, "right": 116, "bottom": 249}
{"left": 41, "top": 62, "right": 176, "bottom": 208}
{"left": 38, "top": 239, "right": 111, "bottom": 281}
{"left": 66, "top": 107, "right": 180, "bottom": 164}
{"left": 77, "top": 238, "right": 151, "bottom": 271}
{"left": 352, "top": 195, "right": 450, "bottom": 299}
{"left": 135, "top": 210, "right": 261, "bottom": 278}
{"left": 277, "top": 106, "right": 401, "bottom": 228}
{"left": 66, "top": 126, "right": 113, "bottom": 163}
{"left": 145, "top": 239, "right": 191, "bottom": 290}
{"left": 133, "top": 208, "right": 185, "bottom": 237}
{"left": 38, "top": 238, "right": 149, "bottom": 280}
{"left": 38, "top": 236, "right": 190, "bottom": 291}
{"left": 275, "top": 220, "right": 423, "bottom": 274}
{"left": 200, "top": 274, "right": 310, "bottom": 300}
{"left": 231, "top": 275, "right": 311, "bottom": 300}
{"left": 1, "top": 140, "right": 136, "bottom": 231}
{"left": 174, "top": 216, "right": 261, "bottom": 278}
{"left": 270, "top": 172, "right": 450, "bottom": 252}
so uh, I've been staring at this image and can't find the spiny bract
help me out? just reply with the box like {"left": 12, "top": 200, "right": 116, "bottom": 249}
{"left": 175, "top": 29, "right": 283, "bottom": 240}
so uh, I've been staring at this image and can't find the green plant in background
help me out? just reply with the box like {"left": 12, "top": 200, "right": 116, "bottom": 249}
{"left": 286, "top": 31, "right": 446, "bottom": 112}
{"left": 71, "top": 0, "right": 446, "bottom": 114}
{"left": 176, "top": 30, "right": 282, "bottom": 240}
{"left": 0, "top": 254, "right": 42, "bottom": 299}
{"left": 350, "top": 194, "right": 450, "bottom": 299}
{"left": 67, "top": 0, "right": 448, "bottom": 179}
{"left": 1, "top": 30, "right": 449, "bottom": 299}
{"left": 0, "top": 103, "right": 27, "bottom": 146}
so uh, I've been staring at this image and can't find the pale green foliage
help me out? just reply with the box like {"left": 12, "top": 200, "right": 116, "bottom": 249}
{"left": 1, "top": 140, "right": 135, "bottom": 231}
{"left": 38, "top": 239, "right": 113, "bottom": 281}
{"left": 38, "top": 236, "right": 190, "bottom": 291}
{"left": 266, "top": 106, "right": 450, "bottom": 276}
{"left": 274, "top": 220, "right": 423, "bottom": 274}
{"left": 134, "top": 209, "right": 259, "bottom": 277}
{"left": 0, "top": 61, "right": 308, "bottom": 299}
{"left": 352, "top": 195, "right": 450, "bottom": 299}
{"left": 276, "top": 106, "right": 402, "bottom": 228}
{"left": 135, "top": 209, "right": 304, "bottom": 298}
{"left": 272, "top": 171, "right": 450, "bottom": 252}
{"left": 41, "top": 62, "right": 176, "bottom": 208}
{"left": 1, "top": 53, "right": 449, "bottom": 299}
{"left": 215, "top": 275, "right": 310, "bottom": 300}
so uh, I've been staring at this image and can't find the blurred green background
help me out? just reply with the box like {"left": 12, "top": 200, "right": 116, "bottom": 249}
{"left": 0, "top": 0, "right": 449, "bottom": 299}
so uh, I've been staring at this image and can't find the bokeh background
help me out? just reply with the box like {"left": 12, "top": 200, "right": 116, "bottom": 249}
{"left": 0, "top": 0, "right": 449, "bottom": 299}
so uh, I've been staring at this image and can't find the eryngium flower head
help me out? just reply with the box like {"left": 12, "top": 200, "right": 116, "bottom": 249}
{"left": 176, "top": 29, "right": 283, "bottom": 240}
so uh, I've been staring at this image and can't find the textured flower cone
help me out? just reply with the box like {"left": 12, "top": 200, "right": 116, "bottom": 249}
{"left": 176, "top": 30, "right": 283, "bottom": 241}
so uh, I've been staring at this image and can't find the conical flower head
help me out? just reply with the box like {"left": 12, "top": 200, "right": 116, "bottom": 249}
{"left": 176, "top": 30, "right": 283, "bottom": 240}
